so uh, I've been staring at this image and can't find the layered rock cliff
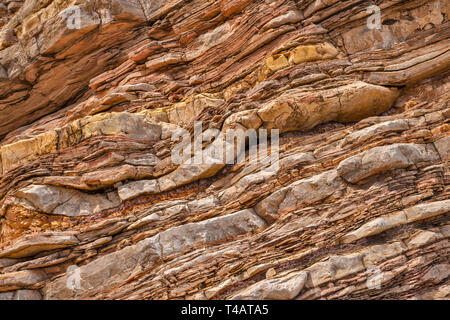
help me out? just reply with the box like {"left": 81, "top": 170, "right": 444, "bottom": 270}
{"left": 0, "top": 0, "right": 449, "bottom": 300}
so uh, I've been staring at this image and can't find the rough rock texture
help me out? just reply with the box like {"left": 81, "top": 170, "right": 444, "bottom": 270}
{"left": 0, "top": 0, "right": 449, "bottom": 300}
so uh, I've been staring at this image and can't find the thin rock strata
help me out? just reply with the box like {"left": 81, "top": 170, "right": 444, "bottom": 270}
{"left": 0, "top": 0, "right": 449, "bottom": 300}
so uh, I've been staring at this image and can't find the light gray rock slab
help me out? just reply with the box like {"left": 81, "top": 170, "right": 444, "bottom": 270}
{"left": 159, "top": 209, "right": 266, "bottom": 257}
{"left": 231, "top": 271, "right": 308, "bottom": 300}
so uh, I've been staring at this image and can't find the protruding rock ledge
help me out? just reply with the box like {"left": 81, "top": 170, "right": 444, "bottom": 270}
{"left": 231, "top": 270, "right": 308, "bottom": 300}
{"left": 0, "top": 112, "right": 163, "bottom": 174}
{"left": 159, "top": 208, "right": 266, "bottom": 258}
{"left": 43, "top": 208, "right": 266, "bottom": 299}
{"left": 118, "top": 180, "right": 160, "bottom": 202}
{"left": 254, "top": 170, "right": 345, "bottom": 223}
{"left": 341, "top": 200, "right": 450, "bottom": 244}
{"left": 0, "top": 289, "right": 42, "bottom": 300}
{"left": 337, "top": 143, "right": 440, "bottom": 184}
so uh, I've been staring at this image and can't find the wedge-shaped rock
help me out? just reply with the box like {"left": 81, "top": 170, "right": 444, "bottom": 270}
{"left": 337, "top": 143, "right": 440, "bottom": 184}
{"left": 146, "top": 53, "right": 185, "bottom": 71}
{"left": 0, "top": 270, "right": 47, "bottom": 292}
{"left": 159, "top": 209, "right": 266, "bottom": 257}
{"left": 254, "top": 170, "right": 345, "bottom": 223}
{"left": 231, "top": 271, "right": 308, "bottom": 300}
{"left": 16, "top": 185, "right": 120, "bottom": 217}
{"left": 0, "top": 232, "right": 79, "bottom": 259}
{"left": 126, "top": 212, "right": 161, "bottom": 231}
{"left": 150, "top": 82, "right": 396, "bottom": 195}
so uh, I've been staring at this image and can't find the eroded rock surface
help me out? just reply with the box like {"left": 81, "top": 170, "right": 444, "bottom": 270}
{"left": 0, "top": 0, "right": 449, "bottom": 300}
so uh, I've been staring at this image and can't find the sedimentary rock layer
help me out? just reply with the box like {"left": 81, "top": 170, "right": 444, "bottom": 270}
{"left": 0, "top": 0, "right": 449, "bottom": 300}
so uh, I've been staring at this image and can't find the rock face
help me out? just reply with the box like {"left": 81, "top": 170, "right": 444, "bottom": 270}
{"left": 0, "top": 0, "right": 449, "bottom": 300}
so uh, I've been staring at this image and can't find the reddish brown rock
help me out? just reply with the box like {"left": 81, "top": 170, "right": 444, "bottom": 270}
{"left": 0, "top": 0, "right": 448, "bottom": 301}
